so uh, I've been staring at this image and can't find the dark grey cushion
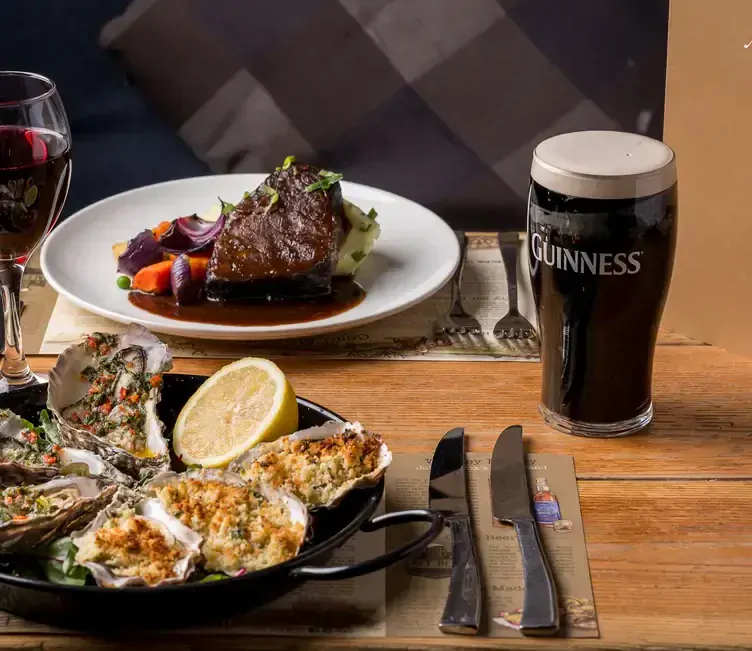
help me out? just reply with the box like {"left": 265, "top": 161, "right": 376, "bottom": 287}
{"left": 100, "top": 0, "right": 669, "bottom": 230}
{"left": 0, "top": 0, "right": 208, "bottom": 219}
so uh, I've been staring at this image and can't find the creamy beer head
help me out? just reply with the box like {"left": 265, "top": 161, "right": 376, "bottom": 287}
{"left": 527, "top": 130, "right": 678, "bottom": 438}
{"left": 531, "top": 130, "right": 676, "bottom": 200}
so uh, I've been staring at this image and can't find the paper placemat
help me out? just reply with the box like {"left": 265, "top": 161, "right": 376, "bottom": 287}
{"left": 16, "top": 250, "right": 59, "bottom": 355}
{"left": 207, "top": 452, "right": 597, "bottom": 638}
{"left": 39, "top": 234, "right": 540, "bottom": 361}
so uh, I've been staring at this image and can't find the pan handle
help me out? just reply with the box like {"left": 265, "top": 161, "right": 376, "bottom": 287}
{"left": 290, "top": 509, "right": 444, "bottom": 580}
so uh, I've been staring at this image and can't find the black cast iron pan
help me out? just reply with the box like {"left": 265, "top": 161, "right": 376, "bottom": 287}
{"left": 0, "top": 374, "right": 444, "bottom": 631}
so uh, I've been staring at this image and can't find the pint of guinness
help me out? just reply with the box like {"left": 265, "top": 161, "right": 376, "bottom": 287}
{"left": 528, "top": 131, "right": 677, "bottom": 437}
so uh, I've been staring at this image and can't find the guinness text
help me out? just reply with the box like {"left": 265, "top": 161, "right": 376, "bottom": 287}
{"left": 531, "top": 232, "right": 642, "bottom": 275}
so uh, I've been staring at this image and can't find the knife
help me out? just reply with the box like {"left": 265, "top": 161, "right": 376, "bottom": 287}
{"left": 490, "top": 425, "right": 559, "bottom": 636}
{"left": 428, "top": 427, "right": 482, "bottom": 635}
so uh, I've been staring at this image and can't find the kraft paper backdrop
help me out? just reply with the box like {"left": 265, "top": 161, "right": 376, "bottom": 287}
{"left": 662, "top": 0, "right": 752, "bottom": 356}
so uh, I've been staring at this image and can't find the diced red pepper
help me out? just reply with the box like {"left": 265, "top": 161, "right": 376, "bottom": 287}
{"left": 119, "top": 387, "right": 128, "bottom": 401}
{"left": 4, "top": 496, "right": 13, "bottom": 506}
{"left": 27, "top": 432, "right": 37, "bottom": 444}
{"left": 150, "top": 374, "right": 163, "bottom": 388}
{"left": 42, "top": 454, "right": 58, "bottom": 465}
{"left": 129, "top": 393, "right": 140, "bottom": 404}
{"left": 12, "top": 515, "right": 28, "bottom": 522}
{"left": 100, "top": 402, "right": 113, "bottom": 415}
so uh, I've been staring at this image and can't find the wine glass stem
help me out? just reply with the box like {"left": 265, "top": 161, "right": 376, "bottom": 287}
{"left": 0, "top": 261, "right": 32, "bottom": 385}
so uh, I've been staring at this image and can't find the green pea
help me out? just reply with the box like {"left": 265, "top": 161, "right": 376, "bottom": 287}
{"left": 116, "top": 275, "right": 131, "bottom": 290}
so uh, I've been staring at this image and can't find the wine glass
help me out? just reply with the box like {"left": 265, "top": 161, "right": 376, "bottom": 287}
{"left": 0, "top": 71, "right": 71, "bottom": 391}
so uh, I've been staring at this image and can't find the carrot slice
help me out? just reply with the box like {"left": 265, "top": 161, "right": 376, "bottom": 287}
{"left": 132, "top": 259, "right": 174, "bottom": 294}
{"left": 152, "top": 221, "right": 172, "bottom": 239}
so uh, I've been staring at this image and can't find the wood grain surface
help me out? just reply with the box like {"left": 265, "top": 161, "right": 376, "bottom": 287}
{"left": 2, "top": 326, "right": 747, "bottom": 651}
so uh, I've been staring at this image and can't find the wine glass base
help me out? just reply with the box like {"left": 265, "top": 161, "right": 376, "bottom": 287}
{"left": 0, "top": 372, "right": 48, "bottom": 394}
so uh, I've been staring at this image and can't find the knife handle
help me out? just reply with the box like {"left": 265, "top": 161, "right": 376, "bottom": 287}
{"left": 514, "top": 519, "right": 560, "bottom": 636}
{"left": 439, "top": 516, "right": 482, "bottom": 635}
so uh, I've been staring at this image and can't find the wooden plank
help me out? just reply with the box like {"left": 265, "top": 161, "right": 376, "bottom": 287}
{"left": 29, "top": 343, "right": 752, "bottom": 477}
{"left": 0, "top": 481, "right": 747, "bottom": 650}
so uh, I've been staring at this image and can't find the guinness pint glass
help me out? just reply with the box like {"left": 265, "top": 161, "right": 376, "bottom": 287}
{"left": 528, "top": 131, "right": 677, "bottom": 437}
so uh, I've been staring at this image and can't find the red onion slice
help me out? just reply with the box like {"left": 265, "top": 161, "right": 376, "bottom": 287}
{"left": 170, "top": 254, "right": 203, "bottom": 305}
{"left": 158, "top": 214, "right": 226, "bottom": 254}
{"left": 117, "top": 230, "right": 164, "bottom": 276}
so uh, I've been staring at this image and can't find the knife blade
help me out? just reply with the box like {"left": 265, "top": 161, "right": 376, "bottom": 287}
{"left": 428, "top": 427, "right": 482, "bottom": 635}
{"left": 490, "top": 425, "right": 559, "bottom": 637}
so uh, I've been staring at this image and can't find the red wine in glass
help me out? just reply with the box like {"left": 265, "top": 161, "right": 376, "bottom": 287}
{"left": 0, "top": 126, "right": 70, "bottom": 259}
{"left": 0, "top": 71, "right": 71, "bottom": 390}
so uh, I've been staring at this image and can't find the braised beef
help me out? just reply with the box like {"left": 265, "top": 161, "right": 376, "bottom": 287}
{"left": 205, "top": 164, "right": 345, "bottom": 301}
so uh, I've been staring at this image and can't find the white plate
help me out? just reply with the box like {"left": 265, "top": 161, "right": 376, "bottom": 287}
{"left": 40, "top": 174, "right": 459, "bottom": 340}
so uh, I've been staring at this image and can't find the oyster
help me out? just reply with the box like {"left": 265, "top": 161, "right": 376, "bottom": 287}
{"left": 229, "top": 421, "right": 392, "bottom": 509}
{"left": 0, "top": 476, "right": 119, "bottom": 553}
{"left": 47, "top": 324, "right": 173, "bottom": 480}
{"left": 144, "top": 469, "right": 308, "bottom": 575}
{"left": 71, "top": 497, "right": 202, "bottom": 588}
{"left": 0, "top": 409, "right": 134, "bottom": 487}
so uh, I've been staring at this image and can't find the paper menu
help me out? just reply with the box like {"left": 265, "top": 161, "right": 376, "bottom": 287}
{"left": 38, "top": 234, "right": 540, "bottom": 362}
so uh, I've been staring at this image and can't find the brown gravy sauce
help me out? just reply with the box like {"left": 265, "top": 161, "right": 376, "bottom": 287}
{"left": 127, "top": 279, "right": 366, "bottom": 326}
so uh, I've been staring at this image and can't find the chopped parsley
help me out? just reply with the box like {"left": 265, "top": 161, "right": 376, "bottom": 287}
{"left": 0, "top": 409, "right": 62, "bottom": 467}
{"left": 305, "top": 170, "right": 343, "bottom": 193}
{"left": 0, "top": 485, "right": 62, "bottom": 523}
{"left": 351, "top": 250, "right": 366, "bottom": 263}
{"left": 359, "top": 207, "right": 379, "bottom": 232}
{"left": 71, "top": 349, "right": 164, "bottom": 455}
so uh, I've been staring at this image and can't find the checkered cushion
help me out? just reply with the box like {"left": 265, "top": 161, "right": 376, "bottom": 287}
{"left": 101, "top": 0, "right": 668, "bottom": 230}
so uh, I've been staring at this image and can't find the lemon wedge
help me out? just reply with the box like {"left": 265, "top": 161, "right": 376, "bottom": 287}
{"left": 172, "top": 358, "right": 298, "bottom": 468}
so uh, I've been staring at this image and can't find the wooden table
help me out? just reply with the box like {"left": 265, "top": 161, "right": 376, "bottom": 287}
{"left": 4, "top": 329, "right": 751, "bottom": 651}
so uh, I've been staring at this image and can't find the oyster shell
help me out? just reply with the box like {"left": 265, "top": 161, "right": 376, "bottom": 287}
{"left": 144, "top": 469, "right": 309, "bottom": 575}
{"left": 47, "top": 324, "right": 173, "bottom": 480}
{"left": 229, "top": 421, "right": 392, "bottom": 509}
{"left": 0, "top": 409, "right": 134, "bottom": 487}
{"left": 71, "top": 497, "right": 202, "bottom": 588}
{"left": 0, "top": 476, "right": 119, "bottom": 553}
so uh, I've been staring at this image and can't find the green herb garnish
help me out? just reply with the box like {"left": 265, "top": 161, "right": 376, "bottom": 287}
{"left": 37, "top": 538, "right": 89, "bottom": 586}
{"left": 200, "top": 573, "right": 229, "bottom": 583}
{"left": 351, "top": 250, "right": 366, "bottom": 262}
{"left": 43, "top": 559, "right": 89, "bottom": 586}
{"left": 360, "top": 208, "right": 379, "bottom": 233}
{"left": 39, "top": 410, "right": 60, "bottom": 444}
{"left": 282, "top": 155, "right": 296, "bottom": 170}
{"left": 261, "top": 184, "right": 279, "bottom": 213}
{"left": 219, "top": 197, "right": 235, "bottom": 215}
{"left": 305, "top": 170, "right": 343, "bottom": 193}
